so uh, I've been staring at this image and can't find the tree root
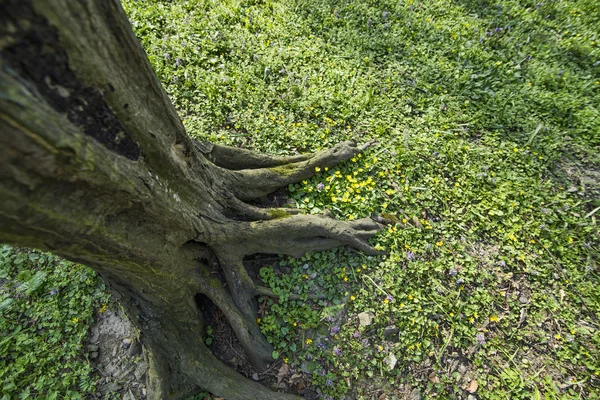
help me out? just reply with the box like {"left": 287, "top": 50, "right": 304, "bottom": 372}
{"left": 195, "top": 140, "right": 311, "bottom": 170}
{"left": 193, "top": 139, "right": 384, "bottom": 398}
{"left": 194, "top": 265, "right": 274, "bottom": 369}
{"left": 222, "top": 140, "right": 375, "bottom": 201}
{"left": 214, "top": 214, "right": 384, "bottom": 257}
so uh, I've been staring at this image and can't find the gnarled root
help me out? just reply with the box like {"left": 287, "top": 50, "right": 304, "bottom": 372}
{"left": 194, "top": 140, "right": 383, "bottom": 397}
{"left": 219, "top": 140, "right": 375, "bottom": 201}
{"left": 195, "top": 140, "right": 311, "bottom": 170}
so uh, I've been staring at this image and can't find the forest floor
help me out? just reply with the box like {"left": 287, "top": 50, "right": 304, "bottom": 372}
{"left": 1, "top": 0, "right": 599, "bottom": 399}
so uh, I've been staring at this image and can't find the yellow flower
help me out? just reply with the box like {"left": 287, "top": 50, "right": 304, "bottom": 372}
{"left": 315, "top": 167, "right": 321, "bottom": 172}
{"left": 383, "top": 298, "right": 389, "bottom": 304}
{"left": 343, "top": 276, "right": 348, "bottom": 282}
{"left": 555, "top": 334, "right": 562, "bottom": 340}
{"left": 98, "top": 304, "right": 108, "bottom": 314}
{"left": 350, "top": 295, "right": 355, "bottom": 301}
{"left": 490, "top": 316, "right": 499, "bottom": 323}
{"left": 436, "top": 240, "right": 444, "bottom": 247}
{"left": 256, "top": 318, "right": 261, "bottom": 324}
{"left": 293, "top": 322, "right": 297, "bottom": 326}
{"left": 362, "top": 264, "right": 367, "bottom": 269}
{"left": 284, "top": 358, "right": 289, "bottom": 363}
{"left": 306, "top": 339, "right": 313, "bottom": 345}
{"left": 72, "top": 317, "right": 79, "bottom": 324}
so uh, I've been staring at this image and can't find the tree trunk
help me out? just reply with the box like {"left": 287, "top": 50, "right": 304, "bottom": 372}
{"left": 0, "top": 1, "right": 382, "bottom": 399}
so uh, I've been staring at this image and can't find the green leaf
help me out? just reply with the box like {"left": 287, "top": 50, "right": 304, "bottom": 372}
{"left": 17, "top": 271, "right": 47, "bottom": 295}
{"left": 0, "top": 297, "right": 14, "bottom": 313}
{"left": 271, "top": 350, "right": 279, "bottom": 359}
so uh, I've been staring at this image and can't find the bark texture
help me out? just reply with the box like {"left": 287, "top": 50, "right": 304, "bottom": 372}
{"left": 0, "top": 1, "right": 382, "bottom": 399}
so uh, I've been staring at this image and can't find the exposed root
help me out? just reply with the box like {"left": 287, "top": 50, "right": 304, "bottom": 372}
{"left": 194, "top": 265, "right": 274, "bottom": 369}
{"left": 195, "top": 140, "right": 311, "bottom": 170}
{"left": 194, "top": 140, "right": 384, "bottom": 393}
{"left": 214, "top": 214, "right": 385, "bottom": 257}
{"left": 223, "top": 140, "right": 374, "bottom": 201}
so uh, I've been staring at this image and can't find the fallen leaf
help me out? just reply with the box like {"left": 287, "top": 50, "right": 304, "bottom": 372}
{"left": 428, "top": 371, "right": 440, "bottom": 384}
{"left": 289, "top": 373, "right": 303, "bottom": 384}
{"left": 466, "top": 379, "right": 478, "bottom": 393}
{"left": 276, "top": 363, "right": 289, "bottom": 384}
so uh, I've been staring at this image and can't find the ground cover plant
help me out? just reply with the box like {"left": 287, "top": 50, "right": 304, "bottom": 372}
{"left": 1, "top": 0, "right": 598, "bottom": 398}
{"left": 122, "top": 0, "right": 599, "bottom": 398}
{"left": 0, "top": 246, "right": 110, "bottom": 399}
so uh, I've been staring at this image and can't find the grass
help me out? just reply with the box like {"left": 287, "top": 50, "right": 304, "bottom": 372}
{"left": 1, "top": 0, "right": 598, "bottom": 398}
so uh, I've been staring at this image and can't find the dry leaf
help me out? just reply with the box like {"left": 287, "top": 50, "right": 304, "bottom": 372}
{"left": 466, "top": 379, "right": 479, "bottom": 393}
{"left": 289, "top": 373, "right": 303, "bottom": 384}
{"left": 428, "top": 371, "right": 440, "bottom": 384}
{"left": 276, "top": 363, "right": 290, "bottom": 384}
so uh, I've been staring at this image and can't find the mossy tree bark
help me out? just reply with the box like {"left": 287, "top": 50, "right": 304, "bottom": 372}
{"left": 0, "top": 1, "right": 382, "bottom": 399}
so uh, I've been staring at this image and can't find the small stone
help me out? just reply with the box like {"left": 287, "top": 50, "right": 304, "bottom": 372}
{"left": 141, "top": 388, "right": 147, "bottom": 396}
{"left": 358, "top": 312, "right": 375, "bottom": 326}
{"left": 252, "top": 373, "right": 259, "bottom": 381}
{"left": 410, "top": 388, "right": 422, "bottom": 400}
{"left": 385, "top": 353, "right": 397, "bottom": 370}
{"left": 91, "top": 351, "right": 99, "bottom": 359}
{"left": 459, "top": 364, "right": 467, "bottom": 374}
{"left": 519, "top": 295, "right": 528, "bottom": 304}
{"left": 122, "top": 338, "right": 132, "bottom": 348}
{"left": 467, "top": 395, "right": 477, "bottom": 400}
{"left": 383, "top": 325, "right": 399, "bottom": 339}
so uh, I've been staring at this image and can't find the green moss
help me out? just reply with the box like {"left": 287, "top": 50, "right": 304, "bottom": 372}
{"left": 267, "top": 209, "right": 293, "bottom": 219}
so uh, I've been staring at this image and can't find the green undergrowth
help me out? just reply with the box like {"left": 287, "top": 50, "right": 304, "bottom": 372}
{"left": 0, "top": 245, "right": 110, "bottom": 399}
{"left": 123, "top": 0, "right": 599, "bottom": 398}
{"left": 2, "top": 0, "right": 599, "bottom": 398}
